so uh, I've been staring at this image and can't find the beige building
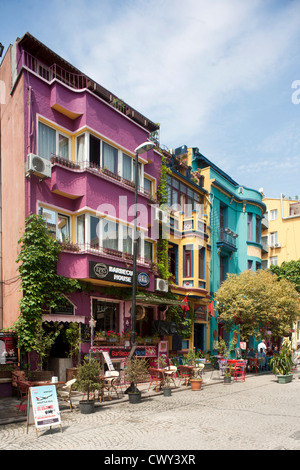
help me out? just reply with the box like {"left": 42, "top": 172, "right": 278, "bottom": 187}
{"left": 261, "top": 194, "right": 300, "bottom": 269}
{"left": 262, "top": 194, "right": 300, "bottom": 348}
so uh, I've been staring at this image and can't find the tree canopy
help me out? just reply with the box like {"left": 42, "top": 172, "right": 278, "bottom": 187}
{"left": 215, "top": 269, "right": 299, "bottom": 341}
{"left": 269, "top": 259, "right": 300, "bottom": 293}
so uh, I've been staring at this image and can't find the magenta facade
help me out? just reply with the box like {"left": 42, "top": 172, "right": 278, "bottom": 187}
{"left": 13, "top": 34, "right": 164, "bottom": 358}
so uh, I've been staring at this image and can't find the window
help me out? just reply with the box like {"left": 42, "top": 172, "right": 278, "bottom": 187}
{"left": 122, "top": 153, "right": 132, "bottom": 181}
{"left": 90, "top": 134, "right": 100, "bottom": 166}
{"left": 39, "top": 207, "right": 70, "bottom": 241}
{"left": 184, "top": 246, "right": 193, "bottom": 277}
{"left": 256, "top": 216, "right": 261, "bottom": 243}
{"left": 77, "top": 214, "right": 85, "bottom": 245}
{"left": 144, "top": 177, "right": 152, "bottom": 196}
{"left": 76, "top": 133, "right": 86, "bottom": 164}
{"left": 270, "top": 232, "right": 278, "bottom": 245}
{"left": 144, "top": 240, "right": 153, "bottom": 261}
{"left": 102, "top": 219, "right": 119, "bottom": 251}
{"left": 167, "top": 175, "right": 202, "bottom": 213}
{"left": 270, "top": 256, "right": 278, "bottom": 266}
{"left": 90, "top": 216, "right": 99, "bottom": 249}
{"left": 102, "top": 142, "right": 118, "bottom": 174}
{"left": 122, "top": 225, "right": 133, "bottom": 254}
{"left": 248, "top": 260, "right": 253, "bottom": 270}
{"left": 270, "top": 209, "right": 277, "bottom": 220}
{"left": 198, "top": 247, "right": 205, "bottom": 279}
{"left": 220, "top": 255, "right": 228, "bottom": 283}
{"left": 247, "top": 213, "right": 253, "bottom": 241}
{"left": 93, "top": 299, "right": 119, "bottom": 333}
{"left": 38, "top": 121, "right": 69, "bottom": 160}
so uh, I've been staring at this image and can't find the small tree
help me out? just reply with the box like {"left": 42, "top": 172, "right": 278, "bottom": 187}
{"left": 215, "top": 270, "right": 299, "bottom": 341}
{"left": 75, "top": 358, "right": 100, "bottom": 401}
{"left": 124, "top": 357, "right": 149, "bottom": 393}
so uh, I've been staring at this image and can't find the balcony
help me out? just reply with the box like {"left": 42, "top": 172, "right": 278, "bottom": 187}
{"left": 217, "top": 228, "right": 237, "bottom": 253}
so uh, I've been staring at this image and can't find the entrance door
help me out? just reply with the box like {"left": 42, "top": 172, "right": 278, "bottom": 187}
{"left": 194, "top": 323, "right": 205, "bottom": 351}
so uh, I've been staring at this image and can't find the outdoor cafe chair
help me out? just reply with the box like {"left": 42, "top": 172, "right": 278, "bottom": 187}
{"left": 148, "top": 367, "right": 164, "bottom": 392}
{"left": 178, "top": 365, "right": 193, "bottom": 386}
{"left": 163, "top": 366, "right": 177, "bottom": 388}
{"left": 11, "top": 371, "right": 26, "bottom": 398}
{"left": 248, "top": 358, "right": 259, "bottom": 374}
{"left": 101, "top": 371, "right": 120, "bottom": 401}
{"left": 232, "top": 361, "right": 246, "bottom": 382}
{"left": 57, "top": 378, "right": 77, "bottom": 411}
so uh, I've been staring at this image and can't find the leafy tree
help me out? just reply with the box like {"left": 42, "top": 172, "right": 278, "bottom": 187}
{"left": 269, "top": 259, "right": 300, "bottom": 293}
{"left": 215, "top": 270, "right": 299, "bottom": 341}
{"left": 14, "top": 214, "right": 80, "bottom": 366}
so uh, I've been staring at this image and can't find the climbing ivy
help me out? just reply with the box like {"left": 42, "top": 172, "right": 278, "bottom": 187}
{"left": 156, "top": 151, "right": 172, "bottom": 280}
{"left": 14, "top": 214, "right": 80, "bottom": 364}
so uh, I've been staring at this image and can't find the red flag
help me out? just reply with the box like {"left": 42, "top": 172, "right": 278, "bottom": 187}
{"left": 208, "top": 300, "right": 215, "bottom": 317}
{"left": 181, "top": 296, "right": 189, "bottom": 312}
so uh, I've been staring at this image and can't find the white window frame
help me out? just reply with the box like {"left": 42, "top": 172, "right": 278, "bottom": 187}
{"left": 270, "top": 232, "right": 278, "bottom": 245}
{"left": 270, "top": 256, "right": 278, "bottom": 266}
{"left": 38, "top": 121, "right": 70, "bottom": 160}
{"left": 270, "top": 209, "right": 278, "bottom": 220}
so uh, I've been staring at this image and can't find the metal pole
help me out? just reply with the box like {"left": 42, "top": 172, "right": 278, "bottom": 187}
{"left": 131, "top": 151, "right": 139, "bottom": 346}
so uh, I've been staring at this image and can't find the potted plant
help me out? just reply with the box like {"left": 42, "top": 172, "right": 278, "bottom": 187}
{"left": 124, "top": 356, "right": 149, "bottom": 404}
{"left": 223, "top": 365, "right": 233, "bottom": 384}
{"left": 94, "top": 331, "right": 107, "bottom": 343}
{"left": 75, "top": 358, "right": 101, "bottom": 413}
{"left": 270, "top": 341, "right": 294, "bottom": 384}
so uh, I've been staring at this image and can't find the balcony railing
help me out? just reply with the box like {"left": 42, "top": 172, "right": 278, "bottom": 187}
{"left": 218, "top": 228, "right": 237, "bottom": 249}
{"left": 59, "top": 241, "right": 153, "bottom": 267}
{"left": 50, "top": 155, "right": 155, "bottom": 199}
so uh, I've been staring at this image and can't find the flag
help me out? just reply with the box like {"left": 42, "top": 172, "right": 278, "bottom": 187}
{"left": 208, "top": 300, "right": 215, "bottom": 317}
{"left": 181, "top": 296, "right": 189, "bottom": 313}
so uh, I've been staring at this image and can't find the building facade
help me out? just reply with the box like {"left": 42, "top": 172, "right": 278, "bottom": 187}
{"left": 190, "top": 147, "right": 266, "bottom": 351}
{"left": 0, "top": 33, "right": 177, "bottom": 367}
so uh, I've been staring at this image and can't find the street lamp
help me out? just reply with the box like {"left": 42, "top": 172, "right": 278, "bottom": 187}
{"left": 131, "top": 141, "right": 155, "bottom": 346}
{"left": 0, "top": 43, "right": 4, "bottom": 58}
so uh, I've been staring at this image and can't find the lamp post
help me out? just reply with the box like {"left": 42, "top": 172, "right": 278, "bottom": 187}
{"left": 0, "top": 43, "right": 4, "bottom": 58}
{"left": 131, "top": 141, "right": 155, "bottom": 346}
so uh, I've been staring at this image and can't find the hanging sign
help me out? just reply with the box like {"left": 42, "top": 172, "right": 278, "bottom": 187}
{"left": 27, "top": 385, "right": 62, "bottom": 435}
{"left": 102, "top": 351, "right": 115, "bottom": 371}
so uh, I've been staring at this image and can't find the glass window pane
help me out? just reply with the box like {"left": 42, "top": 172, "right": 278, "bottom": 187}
{"left": 144, "top": 241, "right": 153, "bottom": 260}
{"left": 102, "top": 220, "right": 118, "bottom": 250}
{"left": 144, "top": 178, "right": 152, "bottom": 195}
{"left": 102, "top": 142, "right": 118, "bottom": 173}
{"left": 77, "top": 134, "right": 86, "bottom": 164}
{"left": 58, "top": 134, "right": 69, "bottom": 160}
{"left": 90, "top": 216, "right": 99, "bottom": 249}
{"left": 57, "top": 214, "right": 70, "bottom": 242}
{"left": 39, "top": 207, "right": 56, "bottom": 238}
{"left": 77, "top": 215, "right": 85, "bottom": 245}
{"left": 38, "top": 122, "right": 56, "bottom": 160}
{"left": 122, "top": 153, "right": 132, "bottom": 181}
{"left": 123, "top": 226, "right": 133, "bottom": 253}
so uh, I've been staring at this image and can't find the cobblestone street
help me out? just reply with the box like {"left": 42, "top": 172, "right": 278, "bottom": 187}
{"left": 1, "top": 370, "right": 299, "bottom": 452}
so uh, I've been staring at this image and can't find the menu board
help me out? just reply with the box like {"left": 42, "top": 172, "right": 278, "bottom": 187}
{"left": 27, "top": 385, "right": 62, "bottom": 435}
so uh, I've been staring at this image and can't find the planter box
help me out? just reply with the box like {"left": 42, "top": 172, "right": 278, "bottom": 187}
{"left": 79, "top": 400, "right": 95, "bottom": 414}
{"left": 277, "top": 374, "right": 293, "bottom": 384}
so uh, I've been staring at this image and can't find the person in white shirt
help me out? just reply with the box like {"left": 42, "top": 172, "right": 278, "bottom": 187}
{"left": 257, "top": 340, "right": 266, "bottom": 353}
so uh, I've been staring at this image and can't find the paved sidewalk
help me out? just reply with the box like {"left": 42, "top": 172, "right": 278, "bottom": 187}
{"left": 0, "top": 367, "right": 224, "bottom": 425}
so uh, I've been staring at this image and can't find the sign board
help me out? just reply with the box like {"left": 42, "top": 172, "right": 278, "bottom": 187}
{"left": 27, "top": 385, "right": 62, "bottom": 435}
{"left": 89, "top": 261, "right": 150, "bottom": 287}
{"left": 102, "top": 351, "right": 115, "bottom": 371}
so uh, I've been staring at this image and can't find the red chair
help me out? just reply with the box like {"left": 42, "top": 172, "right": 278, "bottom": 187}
{"left": 148, "top": 368, "right": 164, "bottom": 392}
{"left": 178, "top": 365, "right": 193, "bottom": 386}
{"left": 232, "top": 361, "right": 246, "bottom": 382}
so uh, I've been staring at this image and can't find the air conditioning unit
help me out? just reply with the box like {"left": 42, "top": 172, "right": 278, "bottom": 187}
{"left": 26, "top": 154, "right": 51, "bottom": 178}
{"left": 274, "top": 243, "right": 281, "bottom": 248}
{"left": 154, "top": 207, "right": 168, "bottom": 224}
{"left": 155, "top": 278, "right": 169, "bottom": 293}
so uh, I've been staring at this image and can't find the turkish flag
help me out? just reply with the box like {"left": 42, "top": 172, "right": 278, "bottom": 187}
{"left": 181, "top": 296, "right": 189, "bottom": 312}
{"left": 208, "top": 300, "right": 215, "bottom": 317}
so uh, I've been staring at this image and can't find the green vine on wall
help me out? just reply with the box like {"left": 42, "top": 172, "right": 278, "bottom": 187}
{"left": 14, "top": 214, "right": 81, "bottom": 366}
{"left": 156, "top": 151, "right": 172, "bottom": 281}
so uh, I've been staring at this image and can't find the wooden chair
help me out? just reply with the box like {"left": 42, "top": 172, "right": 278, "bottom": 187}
{"left": 17, "top": 380, "right": 31, "bottom": 412}
{"left": 57, "top": 378, "right": 77, "bottom": 411}
{"left": 12, "top": 371, "right": 26, "bottom": 398}
{"left": 101, "top": 371, "right": 120, "bottom": 401}
{"left": 178, "top": 365, "right": 193, "bottom": 386}
{"left": 163, "top": 366, "right": 177, "bottom": 388}
{"left": 148, "top": 367, "right": 164, "bottom": 392}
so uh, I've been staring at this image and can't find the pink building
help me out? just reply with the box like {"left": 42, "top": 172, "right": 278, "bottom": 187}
{"left": 0, "top": 33, "right": 172, "bottom": 369}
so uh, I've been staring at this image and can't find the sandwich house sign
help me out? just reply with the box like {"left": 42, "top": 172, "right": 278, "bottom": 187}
{"left": 89, "top": 261, "right": 150, "bottom": 288}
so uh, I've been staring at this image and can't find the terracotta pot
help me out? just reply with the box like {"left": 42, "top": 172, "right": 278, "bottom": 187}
{"left": 190, "top": 379, "right": 202, "bottom": 391}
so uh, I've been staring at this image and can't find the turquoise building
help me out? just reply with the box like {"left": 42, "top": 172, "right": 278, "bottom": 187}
{"left": 176, "top": 146, "right": 266, "bottom": 353}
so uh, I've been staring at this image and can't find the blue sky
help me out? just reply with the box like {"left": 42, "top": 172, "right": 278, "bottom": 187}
{"left": 1, "top": 0, "right": 300, "bottom": 198}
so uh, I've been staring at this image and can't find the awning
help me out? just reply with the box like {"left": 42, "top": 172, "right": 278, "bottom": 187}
{"left": 42, "top": 315, "right": 86, "bottom": 323}
{"left": 135, "top": 294, "right": 184, "bottom": 306}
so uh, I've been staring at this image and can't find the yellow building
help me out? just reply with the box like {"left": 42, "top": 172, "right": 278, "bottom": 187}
{"left": 261, "top": 195, "right": 300, "bottom": 268}
{"left": 262, "top": 194, "right": 300, "bottom": 349}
